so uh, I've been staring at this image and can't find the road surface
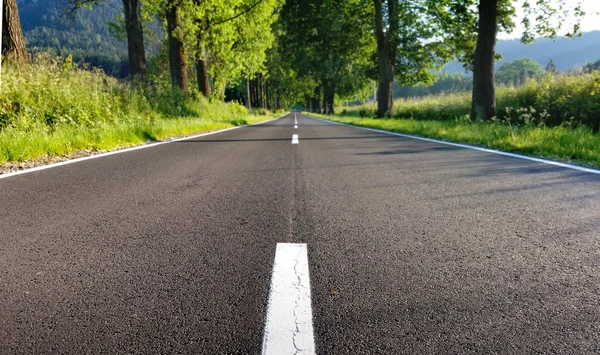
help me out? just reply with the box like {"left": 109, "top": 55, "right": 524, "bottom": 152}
{"left": 1, "top": 113, "right": 599, "bottom": 354}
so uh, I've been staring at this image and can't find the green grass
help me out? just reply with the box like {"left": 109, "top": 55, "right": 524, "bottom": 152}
{"left": 340, "top": 73, "right": 600, "bottom": 130}
{"left": 0, "top": 116, "right": 271, "bottom": 164}
{"left": 0, "top": 56, "right": 278, "bottom": 165}
{"left": 313, "top": 114, "right": 600, "bottom": 168}
{"left": 326, "top": 73, "right": 600, "bottom": 169}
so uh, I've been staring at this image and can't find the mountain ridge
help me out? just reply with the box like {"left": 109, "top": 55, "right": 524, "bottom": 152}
{"left": 444, "top": 31, "right": 600, "bottom": 73}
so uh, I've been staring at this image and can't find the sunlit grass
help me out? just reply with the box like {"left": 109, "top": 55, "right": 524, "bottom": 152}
{"left": 327, "top": 74, "right": 600, "bottom": 168}
{"left": 0, "top": 56, "right": 277, "bottom": 164}
{"left": 315, "top": 114, "right": 600, "bottom": 168}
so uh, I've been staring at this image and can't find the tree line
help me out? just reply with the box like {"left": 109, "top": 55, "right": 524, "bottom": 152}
{"left": 1, "top": 0, "right": 587, "bottom": 119}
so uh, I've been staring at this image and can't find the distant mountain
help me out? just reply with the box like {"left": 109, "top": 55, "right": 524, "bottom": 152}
{"left": 445, "top": 31, "right": 600, "bottom": 73}
{"left": 17, "top": 0, "right": 161, "bottom": 77}
{"left": 17, "top": 0, "right": 129, "bottom": 76}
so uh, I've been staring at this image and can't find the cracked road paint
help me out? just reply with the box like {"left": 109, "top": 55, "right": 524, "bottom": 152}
{"left": 262, "top": 243, "right": 315, "bottom": 355}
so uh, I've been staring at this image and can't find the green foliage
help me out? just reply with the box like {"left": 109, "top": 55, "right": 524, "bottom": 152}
{"left": 394, "top": 71, "right": 472, "bottom": 99}
{"left": 496, "top": 58, "right": 546, "bottom": 86}
{"left": 338, "top": 71, "right": 600, "bottom": 132}
{"left": 521, "top": 0, "right": 585, "bottom": 43}
{"left": 0, "top": 56, "right": 274, "bottom": 164}
{"left": 583, "top": 59, "right": 600, "bottom": 74}
{"left": 318, "top": 115, "right": 600, "bottom": 168}
{"left": 276, "top": 0, "right": 375, "bottom": 103}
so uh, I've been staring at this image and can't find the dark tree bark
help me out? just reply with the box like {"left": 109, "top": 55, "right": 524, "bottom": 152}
{"left": 196, "top": 57, "right": 210, "bottom": 97}
{"left": 261, "top": 76, "right": 266, "bottom": 108}
{"left": 246, "top": 78, "right": 251, "bottom": 109}
{"left": 2, "top": 0, "right": 27, "bottom": 63}
{"left": 374, "top": 0, "right": 396, "bottom": 118}
{"left": 122, "top": 0, "right": 146, "bottom": 78}
{"left": 322, "top": 83, "right": 327, "bottom": 114}
{"left": 471, "top": 0, "right": 499, "bottom": 121}
{"left": 312, "top": 86, "right": 321, "bottom": 113}
{"left": 250, "top": 79, "right": 255, "bottom": 108}
{"left": 322, "top": 80, "right": 335, "bottom": 114}
{"left": 166, "top": 1, "right": 188, "bottom": 94}
{"left": 253, "top": 79, "right": 259, "bottom": 108}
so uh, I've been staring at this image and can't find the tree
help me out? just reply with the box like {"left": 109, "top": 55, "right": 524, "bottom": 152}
{"left": 165, "top": 0, "right": 188, "bottom": 93}
{"left": 122, "top": 0, "right": 147, "bottom": 77}
{"left": 471, "top": 0, "right": 503, "bottom": 122}
{"left": 372, "top": 0, "right": 472, "bottom": 118}
{"left": 373, "top": 0, "right": 396, "bottom": 117}
{"left": 496, "top": 58, "right": 545, "bottom": 85}
{"left": 546, "top": 59, "right": 558, "bottom": 74}
{"left": 68, "top": 0, "right": 147, "bottom": 77}
{"left": 279, "top": 0, "right": 374, "bottom": 114}
{"left": 583, "top": 59, "right": 600, "bottom": 74}
{"left": 469, "top": 0, "right": 583, "bottom": 121}
{"left": 2, "top": 0, "right": 28, "bottom": 63}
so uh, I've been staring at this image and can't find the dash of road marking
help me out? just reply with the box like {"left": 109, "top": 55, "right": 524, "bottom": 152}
{"left": 294, "top": 125, "right": 298, "bottom": 129}
{"left": 292, "top": 134, "right": 299, "bottom": 144}
{"left": 262, "top": 243, "right": 315, "bottom": 355}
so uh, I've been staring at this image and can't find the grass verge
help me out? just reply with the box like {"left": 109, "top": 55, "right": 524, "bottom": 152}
{"left": 0, "top": 56, "right": 280, "bottom": 169}
{"left": 312, "top": 113, "right": 600, "bottom": 169}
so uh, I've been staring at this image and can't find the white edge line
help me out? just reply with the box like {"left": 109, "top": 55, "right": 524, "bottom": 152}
{"left": 0, "top": 114, "right": 289, "bottom": 180}
{"left": 307, "top": 114, "right": 600, "bottom": 176}
{"left": 262, "top": 243, "right": 315, "bottom": 355}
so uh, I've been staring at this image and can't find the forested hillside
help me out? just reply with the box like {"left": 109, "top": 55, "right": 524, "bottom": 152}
{"left": 18, "top": 0, "right": 130, "bottom": 76}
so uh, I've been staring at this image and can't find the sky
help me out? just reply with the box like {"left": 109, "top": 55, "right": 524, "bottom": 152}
{"left": 498, "top": 1, "right": 600, "bottom": 39}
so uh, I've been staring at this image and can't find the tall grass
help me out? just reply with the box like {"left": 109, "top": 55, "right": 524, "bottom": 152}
{"left": 342, "top": 72, "right": 600, "bottom": 131}
{"left": 0, "top": 55, "right": 275, "bottom": 164}
{"left": 327, "top": 73, "right": 600, "bottom": 168}
{"left": 319, "top": 115, "right": 600, "bottom": 167}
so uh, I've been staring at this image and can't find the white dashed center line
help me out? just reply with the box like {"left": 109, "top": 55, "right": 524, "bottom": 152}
{"left": 262, "top": 243, "right": 315, "bottom": 355}
{"left": 292, "top": 134, "right": 299, "bottom": 144}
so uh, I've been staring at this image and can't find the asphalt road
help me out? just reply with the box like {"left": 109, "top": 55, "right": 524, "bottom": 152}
{"left": 1, "top": 113, "right": 600, "bottom": 354}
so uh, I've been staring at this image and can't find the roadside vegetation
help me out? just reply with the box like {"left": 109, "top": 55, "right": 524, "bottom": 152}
{"left": 320, "top": 71, "right": 600, "bottom": 168}
{"left": 0, "top": 57, "right": 276, "bottom": 165}
{"left": 0, "top": 0, "right": 596, "bottom": 169}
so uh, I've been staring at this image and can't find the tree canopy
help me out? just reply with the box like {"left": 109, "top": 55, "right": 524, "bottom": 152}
{"left": 8, "top": 0, "right": 592, "bottom": 112}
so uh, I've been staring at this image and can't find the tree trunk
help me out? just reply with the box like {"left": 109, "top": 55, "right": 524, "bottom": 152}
{"left": 196, "top": 57, "right": 210, "bottom": 97}
{"left": 166, "top": 1, "right": 188, "bottom": 94}
{"left": 253, "top": 79, "right": 259, "bottom": 108}
{"left": 322, "top": 81, "right": 335, "bottom": 114}
{"left": 471, "top": 0, "right": 499, "bottom": 121}
{"left": 313, "top": 86, "right": 321, "bottom": 113}
{"left": 261, "top": 77, "right": 266, "bottom": 108}
{"left": 374, "top": 0, "right": 396, "bottom": 118}
{"left": 246, "top": 78, "right": 251, "bottom": 110}
{"left": 122, "top": 0, "right": 146, "bottom": 78}
{"left": 327, "top": 89, "right": 335, "bottom": 115}
{"left": 1, "top": 0, "right": 27, "bottom": 63}
{"left": 322, "top": 83, "right": 327, "bottom": 114}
